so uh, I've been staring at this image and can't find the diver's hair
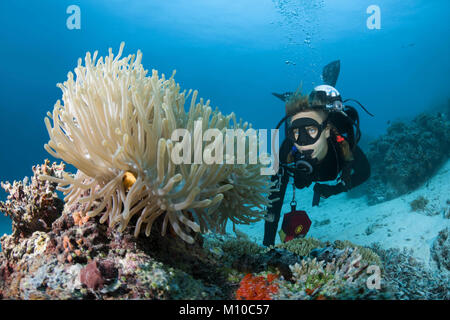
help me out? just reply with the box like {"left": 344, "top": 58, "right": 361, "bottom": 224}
{"left": 285, "top": 88, "right": 328, "bottom": 120}
{"left": 329, "top": 124, "right": 354, "bottom": 161}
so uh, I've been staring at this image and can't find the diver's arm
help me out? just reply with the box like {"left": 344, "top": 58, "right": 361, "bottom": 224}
{"left": 347, "top": 145, "right": 371, "bottom": 188}
{"left": 263, "top": 139, "right": 292, "bottom": 247}
{"left": 263, "top": 171, "right": 289, "bottom": 246}
{"left": 313, "top": 146, "right": 371, "bottom": 200}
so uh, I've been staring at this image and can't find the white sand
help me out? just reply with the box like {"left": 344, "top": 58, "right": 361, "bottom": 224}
{"left": 228, "top": 159, "right": 450, "bottom": 269}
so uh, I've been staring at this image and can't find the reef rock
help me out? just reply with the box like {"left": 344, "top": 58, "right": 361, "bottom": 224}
{"left": 431, "top": 227, "right": 450, "bottom": 272}
{"left": 0, "top": 160, "right": 64, "bottom": 239}
{"left": 1, "top": 163, "right": 448, "bottom": 300}
{"left": 363, "top": 112, "right": 450, "bottom": 205}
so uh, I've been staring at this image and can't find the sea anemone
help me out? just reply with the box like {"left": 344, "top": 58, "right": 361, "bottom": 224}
{"left": 40, "top": 42, "right": 274, "bottom": 243}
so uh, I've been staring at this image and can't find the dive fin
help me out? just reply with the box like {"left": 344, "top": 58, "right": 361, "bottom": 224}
{"left": 272, "top": 92, "right": 293, "bottom": 102}
{"left": 321, "top": 60, "right": 340, "bottom": 87}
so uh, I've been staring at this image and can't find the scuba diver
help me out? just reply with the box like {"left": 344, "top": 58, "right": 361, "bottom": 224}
{"left": 263, "top": 60, "right": 372, "bottom": 247}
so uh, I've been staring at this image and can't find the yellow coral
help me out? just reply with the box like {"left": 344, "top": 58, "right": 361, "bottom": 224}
{"left": 275, "top": 237, "right": 324, "bottom": 256}
{"left": 333, "top": 240, "right": 382, "bottom": 267}
{"left": 40, "top": 43, "right": 274, "bottom": 243}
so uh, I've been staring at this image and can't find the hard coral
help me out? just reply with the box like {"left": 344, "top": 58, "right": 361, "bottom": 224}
{"left": 363, "top": 112, "right": 450, "bottom": 205}
{"left": 274, "top": 247, "right": 383, "bottom": 300}
{"left": 333, "top": 240, "right": 382, "bottom": 267}
{"left": 0, "top": 199, "right": 230, "bottom": 299}
{"left": 373, "top": 245, "right": 449, "bottom": 299}
{"left": 275, "top": 237, "right": 324, "bottom": 257}
{"left": 409, "top": 195, "right": 429, "bottom": 212}
{"left": 41, "top": 43, "right": 274, "bottom": 244}
{"left": 0, "top": 160, "right": 64, "bottom": 239}
{"left": 431, "top": 227, "right": 449, "bottom": 272}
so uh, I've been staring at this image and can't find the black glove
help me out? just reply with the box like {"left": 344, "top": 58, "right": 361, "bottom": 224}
{"left": 313, "top": 182, "right": 346, "bottom": 199}
{"left": 294, "top": 169, "right": 313, "bottom": 189}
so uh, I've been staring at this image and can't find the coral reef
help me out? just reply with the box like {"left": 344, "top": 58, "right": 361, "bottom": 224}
{"left": 203, "top": 233, "right": 302, "bottom": 280}
{"left": 372, "top": 244, "right": 449, "bottom": 300}
{"left": 236, "top": 273, "right": 279, "bottom": 300}
{"left": 0, "top": 44, "right": 447, "bottom": 299}
{"left": 203, "top": 233, "right": 267, "bottom": 268}
{"left": 0, "top": 163, "right": 394, "bottom": 300}
{"left": 274, "top": 247, "right": 389, "bottom": 300}
{"left": 0, "top": 203, "right": 230, "bottom": 299}
{"left": 1, "top": 176, "right": 448, "bottom": 300}
{"left": 274, "top": 237, "right": 382, "bottom": 267}
{"left": 333, "top": 240, "right": 382, "bottom": 267}
{"left": 410, "top": 195, "right": 429, "bottom": 212}
{"left": 274, "top": 237, "right": 324, "bottom": 257}
{"left": 362, "top": 112, "right": 450, "bottom": 205}
{"left": 431, "top": 227, "right": 449, "bottom": 272}
{"left": 260, "top": 238, "right": 389, "bottom": 300}
{"left": 0, "top": 160, "right": 64, "bottom": 239}
{"left": 41, "top": 43, "right": 274, "bottom": 244}
{"left": 223, "top": 237, "right": 389, "bottom": 300}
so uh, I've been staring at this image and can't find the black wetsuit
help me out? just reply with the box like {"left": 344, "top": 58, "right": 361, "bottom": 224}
{"left": 263, "top": 136, "right": 371, "bottom": 246}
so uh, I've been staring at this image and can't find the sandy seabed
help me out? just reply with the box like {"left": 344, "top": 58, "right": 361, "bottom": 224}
{"left": 229, "top": 159, "right": 450, "bottom": 270}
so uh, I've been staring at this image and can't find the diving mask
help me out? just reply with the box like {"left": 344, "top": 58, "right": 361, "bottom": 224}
{"left": 288, "top": 117, "right": 328, "bottom": 146}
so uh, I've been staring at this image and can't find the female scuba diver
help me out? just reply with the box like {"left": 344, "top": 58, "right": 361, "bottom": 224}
{"left": 263, "top": 84, "right": 371, "bottom": 246}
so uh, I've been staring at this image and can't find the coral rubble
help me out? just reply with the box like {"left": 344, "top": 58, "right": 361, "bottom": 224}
{"left": 372, "top": 244, "right": 449, "bottom": 300}
{"left": 431, "top": 227, "right": 449, "bottom": 272}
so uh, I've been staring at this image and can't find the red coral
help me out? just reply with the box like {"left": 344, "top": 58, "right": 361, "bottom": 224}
{"left": 236, "top": 273, "right": 279, "bottom": 300}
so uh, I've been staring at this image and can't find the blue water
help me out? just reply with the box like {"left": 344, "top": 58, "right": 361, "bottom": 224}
{"left": 0, "top": 0, "right": 449, "bottom": 241}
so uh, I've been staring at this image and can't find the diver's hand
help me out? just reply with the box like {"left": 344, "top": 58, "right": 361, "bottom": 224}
{"left": 313, "top": 182, "right": 346, "bottom": 199}
{"left": 294, "top": 170, "right": 313, "bottom": 189}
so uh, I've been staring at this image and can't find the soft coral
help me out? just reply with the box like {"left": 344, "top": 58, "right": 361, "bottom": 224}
{"left": 236, "top": 273, "right": 279, "bottom": 300}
